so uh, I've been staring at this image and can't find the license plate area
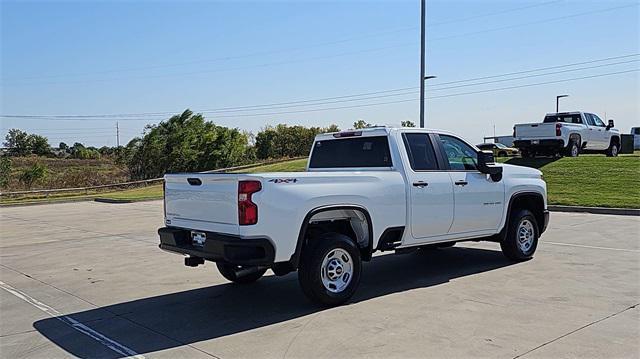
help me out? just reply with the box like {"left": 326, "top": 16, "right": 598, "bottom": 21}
{"left": 191, "top": 231, "right": 206, "bottom": 247}
{"left": 532, "top": 140, "right": 539, "bottom": 144}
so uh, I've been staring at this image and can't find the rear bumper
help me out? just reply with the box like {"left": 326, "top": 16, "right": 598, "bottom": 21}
{"left": 514, "top": 139, "right": 565, "bottom": 149}
{"left": 158, "top": 227, "right": 275, "bottom": 266}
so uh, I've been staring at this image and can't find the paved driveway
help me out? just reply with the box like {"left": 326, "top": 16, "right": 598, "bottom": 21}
{"left": 1, "top": 201, "right": 638, "bottom": 358}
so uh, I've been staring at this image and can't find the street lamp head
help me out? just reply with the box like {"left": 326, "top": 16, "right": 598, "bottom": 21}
{"left": 424, "top": 75, "right": 437, "bottom": 80}
{"left": 556, "top": 94, "right": 569, "bottom": 99}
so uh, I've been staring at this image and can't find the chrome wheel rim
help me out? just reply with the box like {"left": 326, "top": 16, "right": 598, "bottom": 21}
{"left": 320, "top": 248, "right": 353, "bottom": 293}
{"left": 612, "top": 145, "right": 618, "bottom": 156}
{"left": 517, "top": 219, "right": 535, "bottom": 253}
{"left": 571, "top": 145, "right": 578, "bottom": 157}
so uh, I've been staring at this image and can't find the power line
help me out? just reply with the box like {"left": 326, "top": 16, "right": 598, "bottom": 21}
{"left": 0, "top": 2, "right": 565, "bottom": 83}
{"left": 3, "top": 54, "right": 637, "bottom": 120}
{"left": 177, "top": 69, "right": 640, "bottom": 119}
{"left": 4, "top": 3, "right": 632, "bottom": 87}
{"left": 428, "top": 0, "right": 563, "bottom": 26}
{"left": 430, "top": 3, "right": 638, "bottom": 42}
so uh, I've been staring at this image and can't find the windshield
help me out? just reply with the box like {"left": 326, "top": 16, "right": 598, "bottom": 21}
{"left": 495, "top": 143, "right": 507, "bottom": 149}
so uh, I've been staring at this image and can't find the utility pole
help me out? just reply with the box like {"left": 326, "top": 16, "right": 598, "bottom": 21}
{"left": 419, "top": 0, "right": 426, "bottom": 128}
{"left": 116, "top": 121, "right": 120, "bottom": 147}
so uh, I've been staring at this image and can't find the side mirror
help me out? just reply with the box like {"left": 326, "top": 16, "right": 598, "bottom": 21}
{"left": 606, "top": 119, "right": 614, "bottom": 130}
{"left": 477, "top": 150, "right": 503, "bottom": 180}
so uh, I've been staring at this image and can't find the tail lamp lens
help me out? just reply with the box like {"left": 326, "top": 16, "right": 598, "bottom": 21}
{"left": 556, "top": 123, "right": 562, "bottom": 136}
{"left": 238, "top": 180, "right": 261, "bottom": 225}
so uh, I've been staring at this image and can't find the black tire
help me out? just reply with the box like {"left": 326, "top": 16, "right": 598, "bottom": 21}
{"left": 606, "top": 140, "right": 619, "bottom": 157}
{"left": 500, "top": 209, "right": 539, "bottom": 261}
{"left": 566, "top": 141, "right": 579, "bottom": 157}
{"left": 298, "top": 233, "right": 362, "bottom": 306}
{"left": 216, "top": 263, "right": 267, "bottom": 284}
{"left": 521, "top": 149, "right": 532, "bottom": 158}
{"left": 498, "top": 151, "right": 507, "bottom": 157}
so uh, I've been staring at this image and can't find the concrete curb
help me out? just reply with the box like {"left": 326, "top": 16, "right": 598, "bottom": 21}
{"left": 94, "top": 198, "right": 134, "bottom": 204}
{"left": 548, "top": 205, "right": 640, "bottom": 216}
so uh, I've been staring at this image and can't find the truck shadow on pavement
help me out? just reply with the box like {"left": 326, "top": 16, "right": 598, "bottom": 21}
{"left": 504, "top": 157, "right": 559, "bottom": 169}
{"left": 33, "top": 246, "right": 516, "bottom": 358}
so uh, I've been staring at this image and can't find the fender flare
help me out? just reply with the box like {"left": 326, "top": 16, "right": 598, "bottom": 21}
{"left": 494, "top": 191, "right": 546, "bottom": 242}
{"left": 288, "top": 205, "right": 373, "bottom": 268}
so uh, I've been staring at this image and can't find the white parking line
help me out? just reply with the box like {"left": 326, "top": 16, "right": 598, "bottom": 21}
{"left": 543, "top": 241, "right": 639, "bottom": 253}
{"left": 0, "top": 280, "right": 145, "bottom": 359}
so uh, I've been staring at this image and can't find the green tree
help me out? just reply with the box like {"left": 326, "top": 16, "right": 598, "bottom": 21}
{"left": 401, "top": 120, "right": 416, "bottom": 127}
{"left": 0, "top": 157, "right": 12, "bottom": 188}
{"left": 59, "top": 142, "right": 68, "bottom": 151}
{"left": 254, "top": 124, "right": 339, "bottom": 160}
{"left": 4, "top": 129, "right": 32, "bottom": 156}
{"left": 353, "top": 120, "right": 372, "bottom": 129}
{"left": 29, "top": 134, "right": 51, "bottom": 156}
{"left": 126, "top": 109, "right": 252, "bottom": 179}
{"left": 19, "top": 162, "right": 48, "bottom": 189}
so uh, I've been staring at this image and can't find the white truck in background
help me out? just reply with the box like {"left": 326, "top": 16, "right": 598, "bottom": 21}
{"left": 159, "top": 127, "right": 549, "bottom": 306}
{"left": 513, "top": 112, "right": 621, "bottom": 158}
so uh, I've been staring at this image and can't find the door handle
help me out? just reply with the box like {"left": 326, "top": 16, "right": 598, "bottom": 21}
{"left": 454, "top": 180, "right": 468, "bottom": 186}
{"left": 412, "top": 181, "right": 428, "bottom": 188}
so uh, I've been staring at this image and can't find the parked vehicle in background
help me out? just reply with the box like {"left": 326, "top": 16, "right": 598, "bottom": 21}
{"left": 476, "top": 142, "right": 519, "bottom": 157}
{"left": 159, "top": 127, "right": 548, "bottom": 306}
{"left": 513, "top": 112, "right": 620, "bottom": 158}
{"left": 632, "top": 127, "right": 640, "bottom": 150}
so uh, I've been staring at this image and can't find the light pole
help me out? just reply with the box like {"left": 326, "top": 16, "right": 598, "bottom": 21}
{"left": 419, "top": 0, "right": 437, "bottom": 128}
{"left": 556, "top": 94, "right": 569, "bottom": 113}
{"left": 419, "top": 0, "right": 426, "bottom": 128}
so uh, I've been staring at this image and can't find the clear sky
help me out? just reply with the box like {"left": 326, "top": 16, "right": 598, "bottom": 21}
{"left": 1, "top": 0, "right": 639, "bottom": 147}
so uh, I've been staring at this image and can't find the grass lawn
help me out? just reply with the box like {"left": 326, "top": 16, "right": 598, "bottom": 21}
{"left": 501, "top": 153, "right": 640, "bottom": 208}
{"left": 3, "top": 154, "right": 637, "bottom": 208}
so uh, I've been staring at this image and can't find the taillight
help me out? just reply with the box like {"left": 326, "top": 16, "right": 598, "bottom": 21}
{"left": 555, "top": 123, "right": 562, "bottom": 136}
{"left": 238, "top": 180, "right": 261, "bottom": 225}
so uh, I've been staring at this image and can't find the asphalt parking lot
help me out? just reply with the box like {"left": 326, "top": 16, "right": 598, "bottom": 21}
{"left": 1, "top": 201, "right": 638, "bottom": 359}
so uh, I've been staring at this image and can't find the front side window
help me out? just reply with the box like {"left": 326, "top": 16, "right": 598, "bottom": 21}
{"left": 439, "top": 135, "right": 477, "bottom": 171}
{"left": 402, "top": 133, "right": 438, "bottom": 171}
{"left": 585, "top": 114, "right": 596, "bottom": 126}
{"left": 309, "top": 136, "right": 392, "bottom": 168}
{"left": 592, "top": 114, "right": 605, "bottom": 127}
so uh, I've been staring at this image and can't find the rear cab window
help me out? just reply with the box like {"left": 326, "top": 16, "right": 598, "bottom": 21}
{"left": 309, "top": 135, "right": 393, "bottom": 168}
{"left": 402, "top": 133, "right": 439, "bottom": 171}
{"left": 543, "top": 114, "right": 583, "bottom": 124}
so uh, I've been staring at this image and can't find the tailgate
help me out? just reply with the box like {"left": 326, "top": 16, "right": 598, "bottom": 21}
{"left": 164, "top": 174, "right": 239, "bottom": 231}
{"left": 515, "top": 123, "right": 556, "bottom": 139}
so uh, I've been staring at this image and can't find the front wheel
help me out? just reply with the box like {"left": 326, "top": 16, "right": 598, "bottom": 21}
{"left": 500, "top": 209, "right": 539, "bottom": 261}
{"left": 298, "top": 233, "right": 362, "bottom": 306}
{"left": 606, "top": 141, "right": 619, "bottom": 157}
{"left": 216, "top": 263, "right": 267, "bottom": 284}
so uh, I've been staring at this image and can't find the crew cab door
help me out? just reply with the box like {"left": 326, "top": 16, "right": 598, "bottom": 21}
{"left": 436, "top": 134, "right": 505, "bottom": 234}
{"left": 584, "top": 113, "right": 605, "bottom": 150}
{"left": 401, "top": 132, "right": 454, "bottom": 243}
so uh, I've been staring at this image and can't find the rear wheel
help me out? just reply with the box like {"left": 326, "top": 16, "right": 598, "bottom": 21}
{"left": 606, "top": 140, "right": 619, "bottom": 157}
{"left": 501, "top": 209, "right": 539, "bottom": 261}
{"left": 521, "top": 149, "right": 532, "bottom": 158}
{"left": 498, "top": 151, "right": 507, "bottom": 157}
{"left": 298, "top": 233, "right": 362, "bottom": 306}
{"left": 566, "top": 141, "right": 579, "bottom": 157}
{"left": 216, "top": 263, "right": 267, "bottom": 284}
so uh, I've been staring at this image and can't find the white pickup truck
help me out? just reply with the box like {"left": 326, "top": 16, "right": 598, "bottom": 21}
{"left": 513, "top": 112, "right": 621, "bottom": 157}
{"left": 159, "top": 127, "right": 549, "bottom": 306}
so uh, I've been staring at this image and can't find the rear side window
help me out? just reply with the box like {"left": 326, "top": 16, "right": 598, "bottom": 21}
{"left": 403, "top": 133, "right": 438, "bottom": 171}
{"left": 309, "top": 136, "right": 392, "bottom": 168}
